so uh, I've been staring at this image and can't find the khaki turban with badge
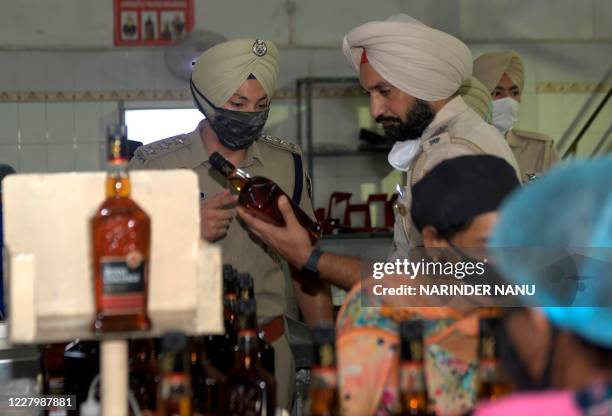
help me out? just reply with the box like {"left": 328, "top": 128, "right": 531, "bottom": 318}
{"left": 191, "top": 38, "right": 279, "bottom": 116}
{"left": 456, "top": 76, "right": 493, "bottom": 121}
{"left": 342, "top": 14, "right": 473, "bottom": 101}
{"left": 473, "top": 50, "right": 524, "bottom": 94}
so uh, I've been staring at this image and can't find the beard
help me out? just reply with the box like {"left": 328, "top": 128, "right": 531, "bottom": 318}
{"left": 376, "top": 99, "right": 435, "bottom": 142}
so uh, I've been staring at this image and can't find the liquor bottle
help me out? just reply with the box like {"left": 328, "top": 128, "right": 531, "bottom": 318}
{"left": 158, "top": 332, "right": 192, "bottom": 416}
{"left": 308, "top": 323, "right": 340, "bottom": 416}
{"left": 206, "top": 265, "right": 239, "bottom": 373}
{"left": 91, "top": 124, "right": 151, "bottom": 333}
{"left": 220, "top": 298, "right": 276, "bottom": 415}
{"left": 190, "top": 336, "right": 224, "bottom": 415}
{"left": 209, "top": 152, "right": 322, "bottom": 242}
{"left": 63, "top": 340, "right": 99, "bottom": 415}
{"left": 129, "top": 338, "right": 159, "bottom": 413}
{"left": 399, "top": 320, "right": 430, "bottom": 416}
{"left": 42, "top": 342, "right": 68, "bottom": 416}
{"left": 477, "top": 317, "right": 513, "bottom": 401}
{"left": 237, "top": 272, "right": 275, "bottom": 375}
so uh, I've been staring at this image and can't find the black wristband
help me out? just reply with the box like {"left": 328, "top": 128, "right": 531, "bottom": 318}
{"left": 301, "top": 248, "right": 323, "bottom": 279}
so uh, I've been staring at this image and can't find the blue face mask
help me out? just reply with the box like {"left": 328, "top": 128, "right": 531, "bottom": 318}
{"left": 190, "top": 79, "right": 270, "bottom": 150}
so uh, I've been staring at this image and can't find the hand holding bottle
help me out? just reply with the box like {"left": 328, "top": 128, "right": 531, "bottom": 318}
{"left": 237, "top": 195, "right": 313, "bottom": 269}
{"left": 200, "top": 190, "right": 238, "bottom": 242}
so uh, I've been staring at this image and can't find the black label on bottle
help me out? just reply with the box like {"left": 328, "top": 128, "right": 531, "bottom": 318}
{"left": 101, "top": 259, "right": 145, "bottom": 294}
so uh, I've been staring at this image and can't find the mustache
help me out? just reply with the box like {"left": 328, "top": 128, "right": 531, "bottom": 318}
{"left": 375, "top": 115, "right": 402, "bottom": 124}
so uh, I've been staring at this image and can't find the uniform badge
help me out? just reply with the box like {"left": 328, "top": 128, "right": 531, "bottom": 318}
{"left": 252, "top": 39, "right": 268, "bottom": 57}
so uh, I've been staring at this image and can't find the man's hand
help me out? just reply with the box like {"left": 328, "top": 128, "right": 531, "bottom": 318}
{"left": 200, "top": 190, "right": 238, "bottom": 242}
{"left": 237, "top": 195, "right": 313, "bottom": 268}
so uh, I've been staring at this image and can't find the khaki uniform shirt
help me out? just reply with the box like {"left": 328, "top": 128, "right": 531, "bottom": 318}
{"left": 389, "top": 96, "right": 520, "bottom": 259}
{"left": 129, "top": 124, "right": 315, "bottom": 323}
{"left": 506, "top": 128, "right": 558, "bottom": 182}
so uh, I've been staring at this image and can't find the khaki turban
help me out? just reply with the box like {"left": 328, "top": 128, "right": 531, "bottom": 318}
{"left": 473, "top": 50, "right": 524, "bottom": 93}
{"left": 191, "top": 38, "right": 279, "bottom": 115}
{"left": 456, "top": 76, "right": 493, "bottom": 122}
{"left": 342, "top": 14, "right": 473, "bottom": 101}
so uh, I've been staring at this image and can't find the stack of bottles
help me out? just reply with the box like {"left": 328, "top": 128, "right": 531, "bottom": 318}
{"left": 40, "top": 265, "right": 278, "bottom": 416}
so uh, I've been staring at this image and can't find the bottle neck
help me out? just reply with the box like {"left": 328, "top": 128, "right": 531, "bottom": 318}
{"left": 106, "top": 161, "right": 130, "bottom": 198}
{"left": 235, "top": 331, "right": 259, "bottom": 370}
{"left": 227, "top": 168, "right": 251, "bottom": 193}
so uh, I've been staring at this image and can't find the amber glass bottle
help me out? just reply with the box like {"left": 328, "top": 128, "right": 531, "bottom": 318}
{"left": 236, "top": 272, "right": 275, "bottom": 375}
{"left": 308, "top": 323, "right": 340, "bottom": 416}
{"left": 399, "top": 320, "right": 430, "bottom": 416}
{"left": 158, "top": 332, "right": 192, "bottom": 416}
{"left": 209, "top": 152, "right": 321, "bottom": 241}
{"left": 129, "top": 338, "right": 159, "bottom": 412}
{"left": 91, "top": 124, "right": 151, "bottom": 333}
{"left": 190, "top": 336, "right": 224, "bottom": 415}
{"left": 477, "top": 317, "right": 513, "bottom": 401}
{"left": 220, "top": 298, "right": 276, "bottom": 416}
{"left": 42, "top": 342, "right": 68, "bottom": 416}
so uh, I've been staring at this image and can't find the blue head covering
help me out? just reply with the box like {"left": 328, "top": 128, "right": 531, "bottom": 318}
{"left": 489, "top": 157, "right": 612, "bottom": 347}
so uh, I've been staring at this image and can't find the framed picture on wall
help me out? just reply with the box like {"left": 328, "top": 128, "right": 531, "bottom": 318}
{"left": 113, "top": 0, "right": 194, "bottom": 46}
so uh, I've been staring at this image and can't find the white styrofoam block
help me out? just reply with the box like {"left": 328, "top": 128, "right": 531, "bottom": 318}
{"left": 2, "top": 170, "right": 222, "bottom": 343}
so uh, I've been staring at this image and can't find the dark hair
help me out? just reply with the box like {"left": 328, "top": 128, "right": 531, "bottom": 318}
{"left": 435, "top": 219, "right": 474, "bottom": 241}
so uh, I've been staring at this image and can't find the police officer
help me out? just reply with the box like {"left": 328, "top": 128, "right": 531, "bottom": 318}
{"left": 238, "top": 15, "right": 520, "bottom": 290}
{"left": 129, "top": 38, "right": 333, "bottom": 410}
{"left": 473, "top": 50, "right": 559, "bottom": 181}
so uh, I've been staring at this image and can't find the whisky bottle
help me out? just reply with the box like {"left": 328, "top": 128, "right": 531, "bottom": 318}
{"left": 129, "top": 338, "right": 159, "bottom": 412}
{"left": 477, "top": 317, "right": 513, "bottom": 401}
{"left": 237, "top": 272, "right": 275, "bottom": 375}
{"left": 399, "top": 320, "right": 430, "bottom": 416}
{"left": 42, "top": 343, "right": 68, "bottom": 416}
{"left": 220, "top": 298, "right": 276, "bottom": 415}
{"left": 206, "top": 265, "right": 239, "bottom": 373}
{"left": 190, "top": 336, "right": 224, "bottom": 415}
{"left": 91, "top": 124, "right": 151, "bottom": 333}
{"left": 158, "top": 332, "right": 192, "bottom": 416}
{"left": 209, "top": 152, "right": 322, "bottom": 242}
{"left": 308, "top": 323, "right": 340, "bottom": 416}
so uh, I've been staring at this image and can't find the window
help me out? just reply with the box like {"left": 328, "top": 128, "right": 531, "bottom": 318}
{"left": 124, "top": 108, "right": 203, "bottom": 145}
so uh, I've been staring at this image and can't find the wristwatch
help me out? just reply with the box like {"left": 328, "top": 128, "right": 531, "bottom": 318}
{"left": 301, "top": 248, "right": 323, "bottom": 279}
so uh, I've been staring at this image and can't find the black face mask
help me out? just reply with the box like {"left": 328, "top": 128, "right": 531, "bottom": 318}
{"left": 190, "top": 79, "right": 270, "bottom": 150}
{"left": 375, "top": 98, "right": 435, "bottom": 142}
{"left": 498, "top": 310, "right": 559, "bottom": 391}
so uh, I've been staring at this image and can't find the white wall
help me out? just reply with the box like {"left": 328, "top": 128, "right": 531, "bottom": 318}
{"left": 0, "top": 0, "right": 610, "bottom": 209}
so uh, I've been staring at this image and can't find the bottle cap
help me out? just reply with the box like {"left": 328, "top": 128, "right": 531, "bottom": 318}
{"left": 161, "top": 332, "right": 188, "bottom": 353}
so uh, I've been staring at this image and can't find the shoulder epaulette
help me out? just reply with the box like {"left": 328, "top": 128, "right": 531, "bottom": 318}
{"left": 259, "top": 135, "right": 301, "bottom": 154}
{"left": 512, "top": 129, "right": 555, "bottom": 143}
{"left": 133, "top": 135, "right": 189, "bottom": 164}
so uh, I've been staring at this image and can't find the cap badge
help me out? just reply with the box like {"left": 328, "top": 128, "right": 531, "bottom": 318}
{"left": 252, "top": 39, "right": 268, "bottom": 57}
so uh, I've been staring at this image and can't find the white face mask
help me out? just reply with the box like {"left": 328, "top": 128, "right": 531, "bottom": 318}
{"left": 387, "top": 140, "right": 421, "bottom": 171}
{"left": 492, "top": 97, "right": 520, "bottom": 134}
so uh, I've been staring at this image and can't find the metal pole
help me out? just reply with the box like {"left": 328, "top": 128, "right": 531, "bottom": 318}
{"left": 101, "top": 339, "right": 129, "bottom": 416}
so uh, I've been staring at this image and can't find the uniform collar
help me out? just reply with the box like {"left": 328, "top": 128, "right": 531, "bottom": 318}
{"left": 505, "top": 128, "right": 523, "bottom": 148}
{"left": 192, "top": 120, "right": 265, "bottom": 169}
{"left": 420, "top": 96, "right": 469, "bottom": 141}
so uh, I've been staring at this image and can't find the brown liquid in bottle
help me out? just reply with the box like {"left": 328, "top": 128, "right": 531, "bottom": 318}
{"left": 158, "top": 333, "right": 192, "bottom": 416}
{"left": 399, "top": 320, "right": 431, "bottom": 416}
{"left": 309, "top": 324, "right": 340, "bottom": 416}
{"left": 209, "top": 152, "right": 322, "bottom": 242}
{"left": 220, "top": 299, "right": 276, "bottom": 416}
{"left": 477, "top": 317, "right": 513, "bottom": 401}
{"left": 91, "top": 125, "right": 151, "bottom": 333}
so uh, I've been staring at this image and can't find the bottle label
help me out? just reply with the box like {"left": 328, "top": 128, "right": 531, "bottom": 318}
{"left": 400, "top": 362, "right": 426, "bottom": 393}
{"left": 99, "top": 254, "right": 146, "bottom": 314}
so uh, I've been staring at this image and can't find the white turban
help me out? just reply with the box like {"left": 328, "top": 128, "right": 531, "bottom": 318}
{"left": 342, "top": 14, "right": 473, "bottom": 101}
{"left": 191, "top": 38, "right": 279, "bottom": 116}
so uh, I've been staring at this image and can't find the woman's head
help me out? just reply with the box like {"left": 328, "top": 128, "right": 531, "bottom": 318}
{"left": 410, "top": 155, "right": 520, "bottom": 248}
